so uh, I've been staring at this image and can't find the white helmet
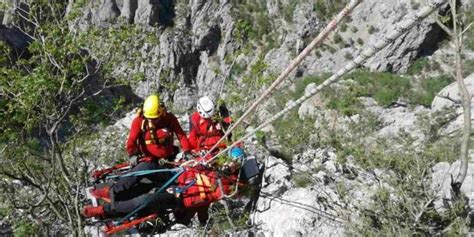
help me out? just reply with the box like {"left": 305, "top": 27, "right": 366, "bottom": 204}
{"left": 197, "top": 96, "right": 215, "bottom": 119}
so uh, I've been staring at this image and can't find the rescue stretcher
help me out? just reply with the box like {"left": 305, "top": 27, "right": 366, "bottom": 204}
{"left": 84, "top": 153, "right": 260, "bottom": 235}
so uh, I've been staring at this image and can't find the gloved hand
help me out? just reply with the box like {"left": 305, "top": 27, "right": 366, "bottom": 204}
{"left": 158, "top": 159, "right": 168, "bottom": 166}
{"left": 129, "top": 155, "right": 139, "bottom": 167}
{"left": 183, "top": 151, "right": 194, "bottom": 161}
{"left": 198, "top": 150, "right": 207, "bottom": 157}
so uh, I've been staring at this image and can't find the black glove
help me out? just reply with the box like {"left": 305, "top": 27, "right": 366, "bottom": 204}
{"left": 129, "top": 155, "right": 139, "bottom": 167}
{"left": 158, "top": 159, "right": 168, "bottom": 166}
{"left": 183, "top": 151, "right": 194, "bottom": 161}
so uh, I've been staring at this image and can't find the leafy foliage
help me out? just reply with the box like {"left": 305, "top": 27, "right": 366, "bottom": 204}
{"left": 283, "top": 1, "right": 299, "bottom": 22}
{"left": 292, "top": 172, "right": 314, "bottom": 188}
{"left": 78, "top": 24, "right": 160, "bottom": 84}
{"left": 273, "top": 110, "right": 317, "bottom": 160}
{"left": 407, "top": 57, "right": 430, "bottom": 75}
{"left": 313, "top": 0, "right": 348, "bottom": 21}
{"left": 347, "top": 136, "right": 468, "bottom": 236}
{"left": 231, "top": 0, "right": 272, "bottom": 43}
{"left": 346, "top": 71, "right": 411, "bottom": 106}
{"left": 408, "top": 75, "right": 452, "bottom": 107}
{"left": 0, "top": 1, "right": 130, "bottom": 234}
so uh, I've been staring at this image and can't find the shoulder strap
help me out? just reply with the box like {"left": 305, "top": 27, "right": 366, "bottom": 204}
{"left": 141, "top": 118, "right": 159, "bottom": 145}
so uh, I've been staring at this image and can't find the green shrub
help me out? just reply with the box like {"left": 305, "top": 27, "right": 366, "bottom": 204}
{"left": 291, "top": 75, "right": 326, "bottom": 98}
{"left": 315, "top": 50, "right": 322, "bottom": 58}
{"left": 326, "top": 90, "right": 361, "bottom": 116}
{"left": 289, "top": 71, "right": 411, "bottom": 115}
{"left": 347, "top": 71, "right": 411, "bottom": 106}
{"left": 255, "top": 13, "right": 272, "bottom": 39}
{"left": 409, "top": 75, "right": 452, "bottom": 106}
{"left": 334, "top": 33, "right": 343, "bottom": 45}
{"left": 314, "top": 0, "right": 347, "bottom": 21}
{"left": 234, "top": 19, "right": 253, "bottom": 44}
{"left": 284, "top": 1, "right": 299, "bottom": 22}
{"left": 206, "top": 202, "right": 250, "bottom": 234}
{"left": 14, "top": 219, "right": 39, "bottom": 237}
{"left": 273, "top": 110, "right": 317, "bottom": 159}
{"left": 407, "top": 57, "right": 429, "bottom": 75}
{"left": 291, "top": 70, "right": 448, "bottom": 112}
{"left": 292, "top": 172, "right": 314, "bottom": 187}
{"left": 344, "top": 52, "right": 353, "bottom": 60}
{"left": 367, "top": 25, "right": 376, "bottom": 34}
{"left": 348, "top": 136, "right": 465, "bottom": 236}
{"left": 356, "top": 38, "right": 364, "bottom": 45}
{"left": 340, "top": 23, "right": 348, "bottom": 32}
{"left": 231, "top": 0, "right": 271, "bottom": 42}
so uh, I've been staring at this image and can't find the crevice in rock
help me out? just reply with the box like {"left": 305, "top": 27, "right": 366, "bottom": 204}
{"left": 120, "top": 0, "right": 138, "bottom": 24}
{"left": 0, "top": 24, "right": 33, "bottom": 63}
{"left": 416, "top": 23, "right": 448, "bottom": 58}
{"left": 198, "top": 25, "right": 221, "bottom": 56}
{"left": 176, "top": 51, "right": 201, "bottom": 86}
{"left": 149, "top": 0, "right": 175, "bottom": 27}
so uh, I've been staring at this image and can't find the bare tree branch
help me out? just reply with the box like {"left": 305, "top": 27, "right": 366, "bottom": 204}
{"left": 435, "top": 17, "right": 454, "bottom": 37}
{"left": 436, "top": 93, "right": 462, "bottom": 104}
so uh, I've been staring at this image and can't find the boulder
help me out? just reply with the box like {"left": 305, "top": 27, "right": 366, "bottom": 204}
{"left": 431, "top": 74, "right": 474, "bottom": 135}
{"left": 254, "top": 188, "right": 344, "bottom": 237}
{"left": 260, "top": 156, "right": 292, "bottom": 196}
{"left": 431, "top": 160, "right": 474, "bottom": 212}
{"left": 431, "top": 74, "right": 474, "bottom": 111}
{"left": 375, "top": 105, "right": 429, "bottom": 143}
{"left": 298, "top": 83, "right": 325, "bottom": 118}
{"left": 361, "top": 97, "right": 429, "bottom": 145}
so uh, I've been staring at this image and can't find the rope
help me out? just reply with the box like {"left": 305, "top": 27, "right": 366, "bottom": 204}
{"left": 204, "top": 0, "right": 448, "bottom": 165}
{"left": 203, "top": 0, "right": 364, "bottom": 157}
{"left": 105, "top": 167, "right": 183, "bottom": 180}
{"left": 217, "top": 58, "right": 236, "bottom": 99}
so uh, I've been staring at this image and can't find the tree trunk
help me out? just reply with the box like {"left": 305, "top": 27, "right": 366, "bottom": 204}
{"left": 451, "top": 0, "right": 471, "bottom": 192}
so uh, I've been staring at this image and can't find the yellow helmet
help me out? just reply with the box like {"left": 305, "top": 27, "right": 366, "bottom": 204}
{"left": 143, "top": 95, "right": 163, "bottom": 119}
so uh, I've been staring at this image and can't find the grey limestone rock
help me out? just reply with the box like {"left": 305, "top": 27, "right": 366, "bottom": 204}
{"left": 95, "top": 0, "right": 120, "bottom": 23}
{"left": 431, "top": 160, "right": 474, "bottom": 212}
{"left": 432, "top": 74, "right": 474, "bottom": 136}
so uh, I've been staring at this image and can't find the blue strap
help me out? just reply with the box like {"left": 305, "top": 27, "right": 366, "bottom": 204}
{"left": 106, "top": 168, "right": 182, "bottom": 180}
{"left": 117, "top": 167, "right": 184, "bottom": 224}
{"left": 175, "top": 179, "right": 196, "bottom": 194}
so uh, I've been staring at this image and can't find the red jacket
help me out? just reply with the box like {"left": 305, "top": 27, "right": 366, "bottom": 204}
{"left": 177, "top": 167, "right": 235, "bottom": 208}
{"left": 126, "top": 112, "right": 191, "bottom": 159}
{"left": 188, "top": 112, "right": 231, "bottom": 151}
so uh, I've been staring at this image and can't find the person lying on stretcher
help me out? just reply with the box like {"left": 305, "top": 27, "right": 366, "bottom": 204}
{"left": 82, "top": 147, "right": 248, "bottom": 225}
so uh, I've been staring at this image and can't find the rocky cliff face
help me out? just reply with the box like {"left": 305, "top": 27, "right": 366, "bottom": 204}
{"left": 65, "top": 0, "right": 448, "bottom": 108}
{"left": 68, "top": 0, "right": 472, "bottom": 235}
{"left": 2, "top": 0, "right": 472, "bottom": 235}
